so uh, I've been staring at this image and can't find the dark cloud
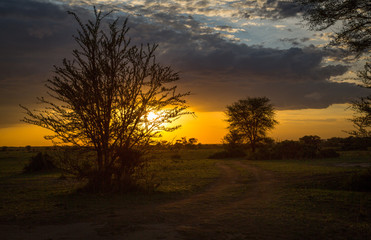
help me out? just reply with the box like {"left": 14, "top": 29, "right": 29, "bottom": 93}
{"left": 0, "top": 0, "right": 67, "bottom": 20}
{"left": 123, "top": 16, "right": 365, "bottom": 111}
{"left": 0, "top": 0, "right": 92, "bottom": 127}
{"left": 234, "top": 0, "right": 303, "bottom": 20}
{"left": 0, "top": 0, "right": 366, "bottom": 128}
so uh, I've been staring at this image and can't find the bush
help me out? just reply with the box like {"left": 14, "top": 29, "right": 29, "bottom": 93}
{"left": 23, "top": 152, "right": 56, "bottom": 172}
{"left": 171, "top": 153, "right": 181, "bottom": 159}
{"left": 319, "top": 149, "right": 340, "bottom": 158}
{"left": 81, "top": 148, "right": 160, "bottom": 193}
{"left": 341, "top": 137, "right": 371, "bottom": 151}
{"left": 346, "top": 169, "right": 371, "bottom": 192}
{"left": 248, "top": 138, "right": 340, "bottom": 160}
{"left": 208, "top": 149, "right": 246, "bottom": 159}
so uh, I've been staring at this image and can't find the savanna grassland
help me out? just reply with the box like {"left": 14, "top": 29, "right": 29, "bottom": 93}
{"left": 0, "top": 147, "right": 370, "bottom": 239}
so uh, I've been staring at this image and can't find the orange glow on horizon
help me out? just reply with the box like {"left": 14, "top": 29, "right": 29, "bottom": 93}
{"left": 0, "top": 104, "right": 354, "bottom": 146}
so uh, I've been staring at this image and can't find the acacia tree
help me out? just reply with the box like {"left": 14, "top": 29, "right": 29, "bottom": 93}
{"left": 348, "top": 63, "right": 371, "bottom": 137}
{"left": 225, "top": 97, "right": 278, "bottom": 153}
{"left": 299, "top": 0, "right": 371, "bottom": 54}
{"left": 20, "top": 8, "right": 190, "bottom": 191}
{"left": 298, "top": 0, "right": 371, "bottom": 137}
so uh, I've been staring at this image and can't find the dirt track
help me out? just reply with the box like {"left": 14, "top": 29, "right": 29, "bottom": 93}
{"left": 2, "top": 160, "right": 280, "bottom": 240}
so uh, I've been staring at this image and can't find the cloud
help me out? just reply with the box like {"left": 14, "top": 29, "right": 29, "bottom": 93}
{"left": 0, "top": 0, "right": 367, "bottom": 128}
{"left": 236, "top": 0, "right": 303, "bottom": 19}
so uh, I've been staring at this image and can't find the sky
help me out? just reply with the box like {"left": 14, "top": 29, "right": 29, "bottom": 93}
{"left": 0, "top": 0, "right": 369, "bottom": 146}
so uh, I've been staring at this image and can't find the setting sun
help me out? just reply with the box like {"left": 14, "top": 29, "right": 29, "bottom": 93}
{"left": 147, "top": 111, "right": 159, "bottom": 122}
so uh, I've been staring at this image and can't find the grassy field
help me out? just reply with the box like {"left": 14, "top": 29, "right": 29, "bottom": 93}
{"left": 0, "top": 147, "right": 221, "bottom": 224}
{"left": 248, "top": 152, "right": 371, "bottom": 239}
{"left": 0, "top": 147, "right": 370, "bottom": 239}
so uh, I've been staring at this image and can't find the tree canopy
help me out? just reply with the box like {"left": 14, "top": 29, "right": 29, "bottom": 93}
{"left": 299, "top": 0, "right": 371, "bottom": 55}
{"left": 225, "top": 97, "right": 278, "bottom": 153}
{"left": 298, "top": 0, "right": 371, "bottom": 137}
{"left": 20, "top": 8, "right": 190, "bottom": 192}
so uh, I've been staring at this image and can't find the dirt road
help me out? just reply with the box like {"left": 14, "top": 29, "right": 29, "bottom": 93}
{"left": 2, "top": 160, "right": 280, "bottom": 240}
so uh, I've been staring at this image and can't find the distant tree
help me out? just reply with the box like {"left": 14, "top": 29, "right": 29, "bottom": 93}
{"left": 299, "top": 135, "right": 322, "bottom": 158}
{"left": 225, "top": 97, "right": 278, "bottom": 153}
{"left": 188, "top": 138, "right": 198, "bottom": 145}
{"left": 299, "top": 135, "right": 321, "bottom": 147}
{"left": 25, "top": 145, "right": 31, "bottom": 152}
{"left": 20, "top": 8, "right": 190, "bottom": 192}
{"left": 223, "top": 130, "right": 244, "bottom": 152}
{"left": 298, "top": 0, "right": 371, "bottom": 137}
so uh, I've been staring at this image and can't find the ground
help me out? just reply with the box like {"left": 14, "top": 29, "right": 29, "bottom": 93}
{"left": 0, "top": 149, "right": 370, "bottom": 239}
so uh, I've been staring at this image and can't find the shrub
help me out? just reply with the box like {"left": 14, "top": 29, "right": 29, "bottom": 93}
{"left": 346, "top": 169, "right": 371, "bottom": 192}
{"left": 23, "top": 152, "right": 56, "bottom": 172}
{"left": 341, "top": 137, "right": 371, "bottom": 151}
{"left": 208, "top": 149, "right": 246, "bottom": 159}
{"left": 81, "top": 148, "right": 160, "bottom": 193}
{"left": 319, "top": 149, "right": 340, "bottom": 158}
{"left": 171, "top": 153, "right": 181, "bottom": 159}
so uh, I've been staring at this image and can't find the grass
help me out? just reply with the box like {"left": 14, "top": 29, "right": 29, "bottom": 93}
{"left": 247, "top": 151, "right": 371, "bottom": 239}
{"left": 0, "top": 147, "right": 370, "bottom": 239}
{"left": 0, "top": 148, "right": 221, "bottom": 224}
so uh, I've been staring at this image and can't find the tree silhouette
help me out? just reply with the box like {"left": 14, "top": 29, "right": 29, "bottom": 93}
{"left": 298, "top": 0, "right": 371, "bottom": 137}
{"left": 348, "top": 63, "right": 371, "bottom": 137}
{"left": 20, "top": 8, "right": 190, "bottom": 191}
{"left": 225, "top": 97, "right": 278, "bottom": 153}
{"left": 299, "top": 0, "right": 370, "bottom": 55}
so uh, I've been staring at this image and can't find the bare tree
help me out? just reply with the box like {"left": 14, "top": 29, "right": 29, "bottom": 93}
{"left": 225, "top": 97, "right": 278, "bottom": 153}
{"left": 20, "top": 8, "right": 190, "bottom": 192}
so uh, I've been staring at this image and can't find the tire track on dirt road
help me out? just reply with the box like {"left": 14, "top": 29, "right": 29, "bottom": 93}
{"left": 142, "top": 160, "right": 280, "bottom": 239}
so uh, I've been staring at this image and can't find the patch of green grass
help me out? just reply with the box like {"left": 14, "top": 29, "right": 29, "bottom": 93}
{"left": 0, "top": 148, "right": 221, "bottom": 224}
{"left": 0, "top": 151, "right": 34, "bottom": 177}
{"left": 245, "top": 151, "right": 371, "bottom": 238}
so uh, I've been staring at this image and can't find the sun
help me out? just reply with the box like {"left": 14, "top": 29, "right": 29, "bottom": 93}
{"left": 147, "top": 111, "right": 159, "bottom": 122}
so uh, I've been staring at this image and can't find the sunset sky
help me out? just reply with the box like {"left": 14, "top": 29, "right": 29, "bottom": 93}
{"left": 0, "top": 0, "right": 369, "bottom": 146}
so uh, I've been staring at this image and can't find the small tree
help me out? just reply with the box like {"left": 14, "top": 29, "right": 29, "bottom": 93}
{"left": 223, "top": 130, "right": 244, "bottom": 152}
{"left": 225, "top": 97, "right": 278, "bottom": 153}
{"left": 299, "top": 135, "right": 322, "bottom": 158}
{"left": 20, "top": 8, "right": 190, "bottom": 192}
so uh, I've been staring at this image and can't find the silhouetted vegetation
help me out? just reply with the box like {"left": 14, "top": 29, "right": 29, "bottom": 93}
{"left": 25, "top": 145, "right": 31, "bottom": 152}
{"left": 225, "top": 97, "right": 278, "bottom": 153}
{"left": 299, "top": 0, "right": 371, "bottom": 137}
{"left": 20, "top": 8, "right": 190, "bottom": 193}
{"left": 23, "top": 152, "right": 56, "bottom": 173}
{"left": 248, "top": 135, "right": 340, "bottom": 160}
{"left": 299, "top": 0, "right": 370, "bottom": 54}
{"left": 347, "top": 168, "right": 371, "bottom": 192}
{"left": 348, "top": 94, "right": 371, "bottom": 137}
{"left": 324, "top": 136, "right": 371, "bottom": 151}
{"left": 208, "top": 130, "right": 246, "bottom": 159}
{"left": 209, "top": 135, "right": 345, "bottom": 160}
